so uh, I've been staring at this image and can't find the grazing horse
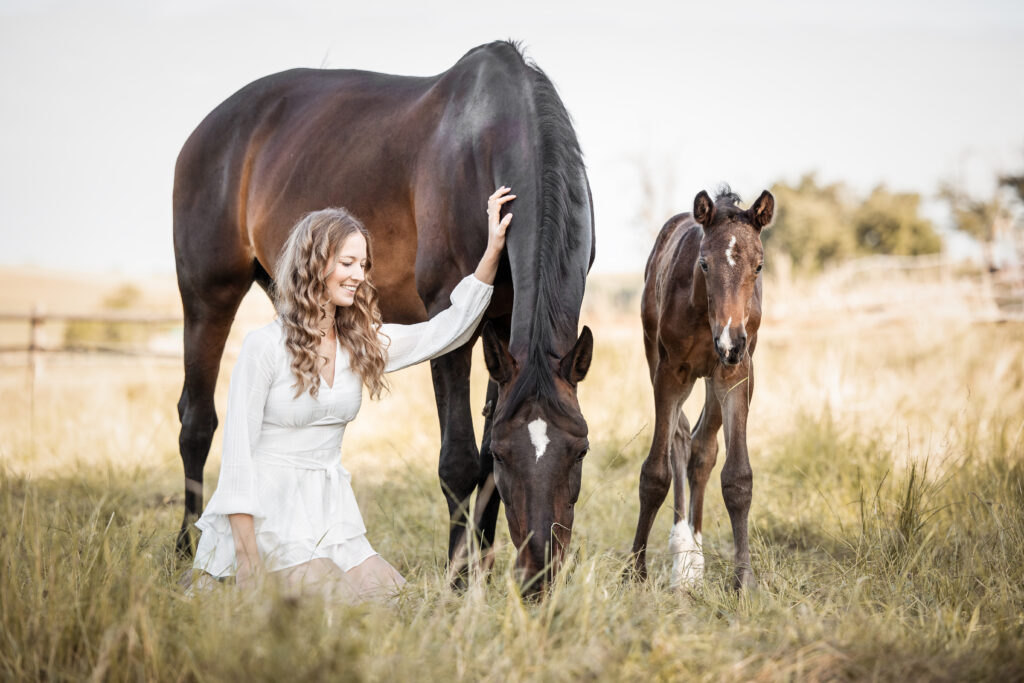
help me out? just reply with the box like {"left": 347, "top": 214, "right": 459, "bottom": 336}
{"left": 629, "top": 188, "right": 774, "bottom": 590}
{"left": 173, "top": 40, "right": 595, "bottom": 590}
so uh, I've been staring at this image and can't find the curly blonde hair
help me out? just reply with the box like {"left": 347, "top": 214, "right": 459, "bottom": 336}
{"left": 274, "top": 208, "right": 389, "bottom": 400}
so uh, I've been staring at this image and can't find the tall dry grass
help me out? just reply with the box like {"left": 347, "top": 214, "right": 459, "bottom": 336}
{"left": 1, "top": 264, "right": 1022, "bottom": 681}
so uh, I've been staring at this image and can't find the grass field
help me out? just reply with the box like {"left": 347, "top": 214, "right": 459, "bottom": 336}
{"left": 1, "top": 264, "right": 1022, "bottom": 681}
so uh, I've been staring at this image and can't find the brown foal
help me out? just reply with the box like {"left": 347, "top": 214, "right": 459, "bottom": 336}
{"left": 630, "top": 187, "right": 774, "bottom": 590}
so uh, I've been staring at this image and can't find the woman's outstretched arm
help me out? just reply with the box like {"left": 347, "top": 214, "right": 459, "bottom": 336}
{"left": 473, "top": 185, "right": 515, "bottom": 284}
{"left": 381, "top": 186, "right": 514, "bottom": 372}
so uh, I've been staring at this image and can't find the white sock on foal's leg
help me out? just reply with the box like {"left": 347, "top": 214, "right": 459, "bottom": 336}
{"left": 668, "top": 521, "right": 704, "bottom": 589}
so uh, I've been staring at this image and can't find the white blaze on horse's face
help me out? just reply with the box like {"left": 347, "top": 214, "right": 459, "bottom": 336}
{"left": 527, "top": 418, "right": 550, "bottom": 461}
{"left": 725, "top": 235, "right": 737, "bottom": 267}
{"left": 718, "top": 316, "right": 734, "bottom": 356}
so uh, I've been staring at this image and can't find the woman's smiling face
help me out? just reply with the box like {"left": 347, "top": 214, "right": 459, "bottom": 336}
{"left": 324, "top": 232, "right": 368, "bottom": 308}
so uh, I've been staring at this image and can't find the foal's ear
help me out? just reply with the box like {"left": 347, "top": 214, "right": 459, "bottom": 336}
{"left": 559, "top": 326, "right": 593, "bottom": 386}
{"left": 481, "top": 321, "right": 517, "bottom": 385}
{"left": 750, "top": 190, "right": 775, "bottom": 230}
{"left": 693, "top": 190, "right": 716, "bottom": 228}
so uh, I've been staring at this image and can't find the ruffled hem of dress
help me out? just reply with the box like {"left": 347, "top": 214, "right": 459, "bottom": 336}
{"left": 194, "top": 511, "right": 372, "bottom": 577}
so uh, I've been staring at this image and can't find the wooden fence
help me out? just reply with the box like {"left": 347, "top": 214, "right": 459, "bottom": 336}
{"left": 0, "top": 308, "right": 183, "bottom": 363}
{"left": 0, "top": 309, "right": 184, "bottom": 439}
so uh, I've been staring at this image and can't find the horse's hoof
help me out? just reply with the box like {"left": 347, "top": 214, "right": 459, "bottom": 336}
{"left": 622, "top": 560, "right": 648, "bottom": 584}
{"left": 175, "top": 529, "right": 195, "bottom": 558}
{"left": 448, "top": 570, "right": 469, "bottom": 593}
{"left": 734, "top": 570, "right": 757, "bottom": 592}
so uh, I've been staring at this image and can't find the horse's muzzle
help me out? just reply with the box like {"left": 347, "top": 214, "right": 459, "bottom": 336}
{"left": 715, "top": 334, "right": 747, "bottom": 365}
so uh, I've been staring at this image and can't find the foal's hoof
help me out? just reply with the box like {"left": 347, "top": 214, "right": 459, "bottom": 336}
{"left": 734, "top": 569, "right": 757, "bottom": 592}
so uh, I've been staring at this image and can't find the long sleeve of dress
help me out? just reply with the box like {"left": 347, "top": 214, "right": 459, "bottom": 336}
{"left": 200, "top": 327, "right": 277, "bottom": 518}
{"left": 382, "top": 274, "right": 493, "bottom": 373}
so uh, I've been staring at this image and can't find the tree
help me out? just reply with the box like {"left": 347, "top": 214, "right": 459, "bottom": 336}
{"left": 938, "top": 182, "right": 1012, "bottom": 271}
{"left": 999, "top": 173, "right": 1024, "bottom": 203}
{"left": 762, "top": 174, "right": 857, "bottom": 273}
{"left": 853, "top": 186, "right": 941, "bottom": 256}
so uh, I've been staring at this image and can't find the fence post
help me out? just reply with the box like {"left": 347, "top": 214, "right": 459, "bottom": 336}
{"left": 29, "top": 303, "right": 45, "bottom": 379}
{"left": 28, "top": 304, "right": 44, "bottom": 452}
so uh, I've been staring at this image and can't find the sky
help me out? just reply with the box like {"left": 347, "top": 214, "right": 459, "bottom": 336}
{"left": 1, "top": 0, "right": 1022, "bottom": 275}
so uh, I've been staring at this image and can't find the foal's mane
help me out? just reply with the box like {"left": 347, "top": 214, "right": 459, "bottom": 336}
{"left": 713, "top": 184, "right": 744, "bottom": 218}
{"left": 708, "top": 185, "right": 764, "bottom": 232}
{"left": 496, "top": 41, "right": 589, "bottom": 424}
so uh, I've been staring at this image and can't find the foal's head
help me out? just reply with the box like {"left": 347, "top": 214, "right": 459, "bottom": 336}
{"left": 693, "top": 188, "right": 775, "bottom": 365}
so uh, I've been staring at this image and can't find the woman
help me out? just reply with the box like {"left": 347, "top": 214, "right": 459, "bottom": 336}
{"left": 192, "top": 186, "right": 515, "bottom": 602}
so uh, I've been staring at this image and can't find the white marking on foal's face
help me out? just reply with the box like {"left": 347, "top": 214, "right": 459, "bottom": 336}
{"left": 725, "top": 235, "right": 737, "bottom": 267}
{"left": 528, "top": 419, "right": 550, "bottom": 461}
{"left": 718, "top": 316, "right": 733, "bottom": 353}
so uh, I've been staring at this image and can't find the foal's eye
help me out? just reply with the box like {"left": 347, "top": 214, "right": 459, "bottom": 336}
{"left": 698, "top": 259, "right": 709, "bottom": 273}
{"left": 755, "top": 263, "right": 763, "bottom": 274}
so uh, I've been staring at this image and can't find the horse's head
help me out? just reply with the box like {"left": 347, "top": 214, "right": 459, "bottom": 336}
{"left": 693, "top": 189, "right": 775, "bottom": 365}
{"left": 481, "top": 323, "right": 593, "bottom": 593}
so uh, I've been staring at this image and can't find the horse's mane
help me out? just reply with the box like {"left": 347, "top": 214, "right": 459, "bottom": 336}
{"left": 712, "top": 184, "right": 745, "bottom": 214}
{"left": 496, "top": 41, "right": 588, "bottom": 424}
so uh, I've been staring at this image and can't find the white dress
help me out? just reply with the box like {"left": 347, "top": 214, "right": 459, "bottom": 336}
{"left": 193, "top": 274, "right": 493, "bottom": 577}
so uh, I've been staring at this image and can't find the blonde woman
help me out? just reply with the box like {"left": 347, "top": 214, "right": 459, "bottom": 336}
{"left": 192, "top": 187, "right": 515, "bottom": 601}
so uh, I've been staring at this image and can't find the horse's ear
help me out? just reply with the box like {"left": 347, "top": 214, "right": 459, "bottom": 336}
{"left": 693, "top": 191, "right": 715, "bottom": 229}
{"left": 750, "top": 190, "right": 775, "bottom": 230}
{"left": 481, "top": 321, "right": 516, "bottom": 385}
{"left": 559, "top": 326, "right": 593, "bottom": 386}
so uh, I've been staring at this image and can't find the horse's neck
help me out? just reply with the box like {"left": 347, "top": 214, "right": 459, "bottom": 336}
{"left": 508, "top": 269, "right": 585, "bottom": 360}
{"left": 688, "top": 266, "right": 709, "bottom": 313}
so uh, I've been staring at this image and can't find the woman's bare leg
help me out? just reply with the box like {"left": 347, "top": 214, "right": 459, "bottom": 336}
{"left": 344, "top": 555, "right": 406, "bottom": 602}
{"left": 275, "top": 558, "right": 360, "bottom": 603}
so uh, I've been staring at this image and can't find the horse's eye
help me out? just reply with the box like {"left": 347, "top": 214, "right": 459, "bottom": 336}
{"left": 491, "top": 449, "right": 505, "bottom": 465}
{"left": 698, "top": 259, "right": 709, "bottom": 273}
{"left": 576, "top": 447, "right": 589, "bottom": 463}
{"left": 755, "top": 263, "right": 763, "bottom": 274}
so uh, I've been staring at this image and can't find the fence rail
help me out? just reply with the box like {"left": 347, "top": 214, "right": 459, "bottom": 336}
{"left": 0, "top": 308, "right": 183, "bottom": 360}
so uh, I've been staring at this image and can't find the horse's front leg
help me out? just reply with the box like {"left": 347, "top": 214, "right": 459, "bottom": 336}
{"left": 430, "top": 342, "right": 480, "bottom": 588}
{"left": 712, "top": 355, "right": 756, "bottom": 590}
{"left": 473, "top": 378, "right": 502, "bottom": 573}
{"left": 630, "top": 368, "right": 693, "bottom": 580}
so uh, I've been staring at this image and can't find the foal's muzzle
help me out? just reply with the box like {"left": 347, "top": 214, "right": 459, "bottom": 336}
{"left": 715, "top": 332, "right": 746, "bottom": 366}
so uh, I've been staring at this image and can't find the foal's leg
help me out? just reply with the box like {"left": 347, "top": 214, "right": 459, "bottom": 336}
{"left": 667, "top": 405, "right": 701, "bottom": 588}
{"left": 630, "top": 369, "right": 693, "bottom": 580}
{"left": 430, "top": 342, "right": 480, "bottom": 587}
{"left": 175, "top": 270, "right": 253, "bottom": 556}
{"left": 712, "top": 357, "right": 756, "bottom": 590}
{"left": 685, "top": 380, "right": 723, "bottom": 578}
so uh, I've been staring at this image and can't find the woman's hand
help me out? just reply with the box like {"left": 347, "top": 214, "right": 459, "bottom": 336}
{"left": 235, "top": 553, "right": 263, "bottom": 591}
{"left": 475, "top": 186, "right": 515, "bottom": 284}
{"left": 486, "top": 186, "right": 515, "bottom": 256}
{"left": 229, "top": 512, "right": 263, "bottom": 591}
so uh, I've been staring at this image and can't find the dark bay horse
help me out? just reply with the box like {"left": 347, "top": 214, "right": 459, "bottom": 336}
{"left": 630, "top": 188, "right": 774, "bottom": 590}
{"left": 173, "top": 41, "right": 595, "bottom": 589}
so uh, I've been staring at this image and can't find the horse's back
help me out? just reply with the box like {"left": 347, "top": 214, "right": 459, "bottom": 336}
{"left": 643, "top": 213, "right": 700, "bottom": 322}
{"left": 176, "top": 40, "right": 536, "bottom": 216}
{"left": 173, "top": 41, "right": 560, "bottom": 322}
